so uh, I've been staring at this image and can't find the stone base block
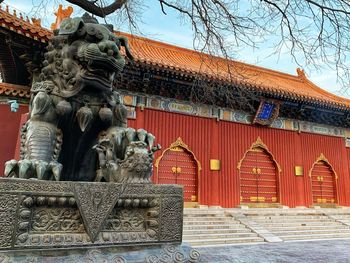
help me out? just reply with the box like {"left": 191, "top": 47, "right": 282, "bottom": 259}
{"left": 0, "top": 178, "right": 183, "bottom": 250}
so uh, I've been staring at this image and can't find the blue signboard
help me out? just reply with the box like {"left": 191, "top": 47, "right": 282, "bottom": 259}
{"left": 258, "top": 102, "right": 275, "bottom": 120}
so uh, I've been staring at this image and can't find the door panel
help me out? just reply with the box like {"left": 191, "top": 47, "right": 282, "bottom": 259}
{"left": 311, "top": 161, "right": 337, "bottom": 204}
{"left": 157, "top": 147, "right": 198, "bottom": 202}
{"left": 240, "top": 148, "right": 279, "bottom": 203}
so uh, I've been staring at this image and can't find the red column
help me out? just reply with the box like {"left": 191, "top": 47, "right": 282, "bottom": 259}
{"left": 209, "top": 119, "right": 220, "bottom": 206}
{"left": 135, "top": 106, "right": 145, "bottom": 129}
{"left": 294, "top": 133, "right": 306, "bottom": 206}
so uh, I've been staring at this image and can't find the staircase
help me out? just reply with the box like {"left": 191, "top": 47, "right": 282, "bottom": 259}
{"left": 182, "top": 208, "right": 264, "bottom": 247}
{"left": 243, "top": 209, "right": 350, "bottom": 241}
{"left": 327, "top": 210, "right": 350, "bottom": 226}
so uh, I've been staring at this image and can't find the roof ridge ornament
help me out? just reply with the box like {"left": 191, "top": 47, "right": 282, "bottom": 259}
{"left": 296, "top": 67, "right": 307, "bottom": 80}
{"left": 51, "top": 4, "right": 73, "bottom": 30}
{"left": 31, "top": 17, "right": 41, "bottom": 27}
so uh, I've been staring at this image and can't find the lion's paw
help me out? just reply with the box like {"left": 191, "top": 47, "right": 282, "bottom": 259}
{"left": 4, "top": 159, "right": 62, "bottom": 181}
{"left": 125, "top": 128, "right": 159, "bottom": 152}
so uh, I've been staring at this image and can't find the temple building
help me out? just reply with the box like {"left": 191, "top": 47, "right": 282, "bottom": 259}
{"left": 1, "top": 5, "right": 350, "bottom": 208}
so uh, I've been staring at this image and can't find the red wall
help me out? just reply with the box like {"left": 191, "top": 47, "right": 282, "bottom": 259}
{"left": 0, "top": 104, "right": 28, "bottom": 174}
{"left": 4, "top": 105, "right": 350, "bottom": 208}
{"left": 128, "top": 108, "right": 213, "bottom": 205}
{"left": 216, "top": 122, "right": 350, "bottom": 207}
{"left": 133, "top": 108, "right": 350, "bottom": 208}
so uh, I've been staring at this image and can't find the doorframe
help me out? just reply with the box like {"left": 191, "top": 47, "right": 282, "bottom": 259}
{"left": 309, "top": 153, "right": 339, "bottom": 205}
{"left": 155, "top": 137, "right": 202, "bottom": 203}
{"left": 237, "top": 137, "right": 282, "bottom": 205}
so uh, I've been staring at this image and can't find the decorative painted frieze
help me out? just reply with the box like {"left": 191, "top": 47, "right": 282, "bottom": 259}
{"left": 118, "top": 90, "right": 350, "bottom": 139}
{"left": 146, "top": 96, "right": 213, "bottom": 118}
{"left": 120, "top": 94, "right": 137, "bottom": 107}
{"left": 220, "top": 109, "right": 252, "bottom": 124}
{"left": 298, "top": 121, "right": 345, "bottom": 137}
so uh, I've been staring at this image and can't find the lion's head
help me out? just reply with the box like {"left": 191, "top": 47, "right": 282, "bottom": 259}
{"left": 38, "top": 14, "right": 133, "bottom": 98}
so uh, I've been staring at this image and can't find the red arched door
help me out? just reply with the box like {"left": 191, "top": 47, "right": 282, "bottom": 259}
{"left": 155, "top": 138, "right": 199, "bottom": 202}
{"left": 310, "top": 160, "right": 337, "bottom": 205}
{"left": 239, "top": 145, "right": 279, "bottom": 204}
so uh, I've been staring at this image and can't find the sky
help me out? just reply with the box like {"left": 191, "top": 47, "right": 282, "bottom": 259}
{"left": 4, "top": 0, "right": 346, "bottom": 98}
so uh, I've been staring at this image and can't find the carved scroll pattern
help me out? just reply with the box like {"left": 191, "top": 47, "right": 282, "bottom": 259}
{"left": 0, "top": 194, "right": 18, "bottom": 248}
{"left": 146, "top": 245, "right": 201, "bottom": 263}
{"left": 159, "top": 196, "right": 183, "bottom": 242}
{"left": 31, "top": 207, "right": 84, "bottom": 232}
{"left": 104, "top": 209, "right": 146, "bottom": 231}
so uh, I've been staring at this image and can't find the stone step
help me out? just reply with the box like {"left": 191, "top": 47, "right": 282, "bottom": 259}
{"left": 324, "top": 213, "right": 350, "bottom": 215}
{"left": 183, "top": 217, "right": 232, "bottom": 221}
{"left": 184, "top": 228, "right": 253, "bottom": 235}
{"left": 184, "top": 210, "right": 224, "bottom": 216}
{"left": 266, "top": 225, "right": 350, "bottom": 231}
{"left": 337, "top": 220, "right": 350, "bottom": 224}
{"left": 244, "top": 212, "right": 328, "bottom": 215}
{"left": 183, "top": 224, "right": 247, "bottom": 230}
{"left": 250, "top": 219, "right": 336, "bottom": 224}
{"left": 183, "top": 232, "right": 258, "bottom": 240}
{"left": 184, "top": 207, "right": 223, "bottom": 213}
{"left": 246, "top": 214, "right": 330, "bottom": 217}
{"left": 183, "top": 237, "right": 264, "bottom": 247}
{"left": 247, "top": 216, "right": 330, "bottom": 220}
{"left": 257, "top": 222, "right": 340, "bottom": 227}
{"left": 272, "top": 229, "right": 350, "bottom": 236}
{"left": 247, "top": 215, "right": 329, "bottom": 220}
{"left": 259, "top": 220, "right": 344, "bottom": 224}
{"left": 332, "top": 216, "right": 350, "bottom": 220}
{"left": 279, "top": 232, "right": 350, "bottom": 240}
{"left": 183, "top": 220, "right": 237, "bottom": 225}
{"left": 184, "top": 212, "right": 226, "bottom": 216}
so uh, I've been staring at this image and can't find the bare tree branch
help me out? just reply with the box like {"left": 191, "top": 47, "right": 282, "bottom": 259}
{"left": 6, "top": 0, "right": 350, "bottom": 95}
{"left": 66, "top": 0, "right": 127, "bottom": 17}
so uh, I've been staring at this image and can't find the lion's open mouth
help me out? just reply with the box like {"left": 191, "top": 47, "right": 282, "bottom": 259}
{"left": 79, "top": 61, "right": 116, "bottom": 89}
{"left": 80, "top": 71, "right": 114, "bottom": 91}
{"left": 86, "top": 64, "right": 115, "bottom": 82}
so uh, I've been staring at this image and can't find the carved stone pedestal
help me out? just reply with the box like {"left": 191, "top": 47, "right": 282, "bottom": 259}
{"left": 0, "top": 178, "right": 183, "bottom": 250}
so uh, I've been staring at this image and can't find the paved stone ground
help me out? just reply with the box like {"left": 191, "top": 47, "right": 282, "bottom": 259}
{"left": 197, "top": 239, "right": 350, "bottom": 263}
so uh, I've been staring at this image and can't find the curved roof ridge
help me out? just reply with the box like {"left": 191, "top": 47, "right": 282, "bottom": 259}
{"left": 120, "top": 31, "right": 303, "bottom": 82}
{"left": 303, "top": 75, "right": 350, "bottom": 105}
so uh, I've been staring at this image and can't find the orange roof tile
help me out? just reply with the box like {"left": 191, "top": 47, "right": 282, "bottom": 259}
{"left": 0, "top": 5, "right": 51, "bottom": 42}
{"left": 0, "top": 6, "right": 349, "bottom": 109}
{"left": 0, "top": 82, "right": 30, "bottom": 98}
{"left": 121, "top": 32, "right": 350, "bottom": 110}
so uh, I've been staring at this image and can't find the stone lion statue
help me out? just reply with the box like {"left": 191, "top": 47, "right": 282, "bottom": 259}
{"left": 5, "top": 14, "right": 159, "bottom": 183}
